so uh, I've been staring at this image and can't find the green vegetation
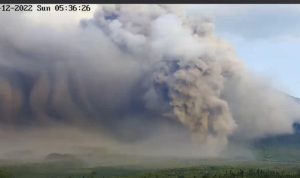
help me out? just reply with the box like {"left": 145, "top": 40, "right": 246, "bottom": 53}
{"left": 0, "top": 170, "right": 14, "bottom": 178}
{"left": 131, "top": 166, "right": 300, "bottom": 178}
{"left": 1, "top": 161, "right": 300, "bottom": 178}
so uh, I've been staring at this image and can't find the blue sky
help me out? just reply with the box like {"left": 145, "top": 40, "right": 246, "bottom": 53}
{"left": 188, "top": 5, "right": 300, "bottom": 97}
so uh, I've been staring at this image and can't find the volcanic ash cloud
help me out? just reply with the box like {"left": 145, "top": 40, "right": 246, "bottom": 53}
{"left": 90, "top": 5, "right": 241, "bottom": 146}
{"left": 0, "top": 5, "right": 299, "bottom": 155}
{"left": 90, "top": 4, "right": 300, "bottom": 145}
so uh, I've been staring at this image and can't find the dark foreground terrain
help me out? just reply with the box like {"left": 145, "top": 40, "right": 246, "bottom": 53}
{"left": 1, "top": 160, "right": 300, "bottom": 178}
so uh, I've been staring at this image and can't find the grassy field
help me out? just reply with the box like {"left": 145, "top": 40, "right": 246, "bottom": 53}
{"left": 1, "top": 160, "right": 300, "bottom": 178}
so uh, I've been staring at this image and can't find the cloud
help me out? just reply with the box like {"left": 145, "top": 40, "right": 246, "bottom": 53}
{"left": 0, "top": 5, "right": 299, "bottom": 159}
{"left": 188, "top": 5, "right": 300, "bottom": 40}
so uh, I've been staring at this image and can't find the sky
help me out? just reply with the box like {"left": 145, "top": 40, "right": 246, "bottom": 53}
{"left": 187, "top": 4, "right": 300, "bottom": 97}
{"left": 23, "top": 4, "right": 300, "bottom": 98}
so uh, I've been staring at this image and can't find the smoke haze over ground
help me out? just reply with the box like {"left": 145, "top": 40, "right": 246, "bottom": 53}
{"left": 0, "top": 5, "right": 300, "bottom": 160}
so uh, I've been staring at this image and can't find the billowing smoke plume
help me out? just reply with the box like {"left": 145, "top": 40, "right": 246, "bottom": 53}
{"left": 144, "top": 59, "right": 237, "bottom": 146}
{"left": 0, "top": 5, "right": 299, "bottom": 158}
